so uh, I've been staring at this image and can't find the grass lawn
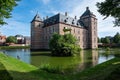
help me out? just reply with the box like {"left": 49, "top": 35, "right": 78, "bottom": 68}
{"left": 0, "top": 46, "right": 30, "bottom": 49}
{"left": 0, "top": 53, "right": 65, "bottom": 80}
{"left": 0, "top": 62, "right": 13, "bottom": 80}
{"left": 0, "top": 52, "right": 120, "bottom": 80}
{"left": 69, "top": 58, "right": 120, "bottom": 80}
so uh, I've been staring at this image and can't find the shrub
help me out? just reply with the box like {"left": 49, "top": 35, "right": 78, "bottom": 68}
{"left": 49, "top": 33, "right": 81, "bottom": 56}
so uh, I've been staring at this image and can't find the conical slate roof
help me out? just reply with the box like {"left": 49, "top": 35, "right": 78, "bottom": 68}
{"left": 81, "top": 7, "right": 94, "bottom": 17}
{"left": 31, "top": 13, "right": 42, "bottom": 22}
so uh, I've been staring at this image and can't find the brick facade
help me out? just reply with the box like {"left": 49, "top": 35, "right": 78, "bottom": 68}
{"left": 31, "top": 7, "right": 98, "bottom": 50}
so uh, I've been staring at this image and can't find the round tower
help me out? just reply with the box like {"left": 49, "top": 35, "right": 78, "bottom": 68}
{"left": 31, "top": 13, "right": 44, "bottom": 50}
{"left": 80, "top": 7, "right": 98, "bottom": 49}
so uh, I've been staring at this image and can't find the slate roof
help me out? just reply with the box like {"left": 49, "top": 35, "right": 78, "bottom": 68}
{"left": 31, "top": 13, "right": 42, "bottom": 22}
{"left": 32, "top": 7, "right": 95, "bottom": 28}
{"left": 81, "top": 7, "right": 95, "bottom": 17}
{"left": 15, "top": 34, "right": 24, "bottom": 37}
{"left": 43, "top": 13, "right": 85, "bottom": 28}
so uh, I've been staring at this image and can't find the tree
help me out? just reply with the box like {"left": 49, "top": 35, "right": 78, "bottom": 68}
{"left": 101, "top": 37, "right": 110, "bottom": 44}
{"left": 96, "top": 0, "right": 120, "bottom": 27}
{"left": 113, "top": 32, "right": 120, "bottom": 43}
{"left": 105, "top": 37, "right": 110, "bottom": 44}
{"left": 49, "top": 33, "right": 80, "bottom": 56}
{"left": 0, "top": 0, "right": 20, "bottom": 25}
{"left": 6, "top": 36, "right": 17, "bottom": 43}
{"left": 98, "top": 37, "right": 101, "bottom": 43}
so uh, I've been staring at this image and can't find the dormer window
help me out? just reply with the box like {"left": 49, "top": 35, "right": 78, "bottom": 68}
{"left": 72, "top": 20, "right": 75, "bottom": 24}
{"left": 64, "top": 18, "right": 68, "bottom": 23}
{"left": 64, "top": 19, "right": 67, "bottom": 23}
{"left": 77, "top": 22, "right": 79, "bottom": 26}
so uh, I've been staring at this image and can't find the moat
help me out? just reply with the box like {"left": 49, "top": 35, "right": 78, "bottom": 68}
{"left": 1, "top": 48, "right": 120, "bottom": 73}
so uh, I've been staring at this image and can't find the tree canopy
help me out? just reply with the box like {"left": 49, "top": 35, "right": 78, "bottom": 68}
{"left": 101, "top": 37, "right": 110, "bottom": 44}
{"left": 6, "top": 36, "right": 17, "bottom": 43}
{"left": 99, "top": 32, "right": 120, "bottom": 44}
{"left": 0, "top": 0, "right": 20, "bottom": 25}
{"left": 113, "top": 32, "right": 120, "bottom": 43}
{"left": 49, "top": 33, "right": 80, "bottom": 56}
{"left": 96, "top": 0, "right": 120, "bottom": 26}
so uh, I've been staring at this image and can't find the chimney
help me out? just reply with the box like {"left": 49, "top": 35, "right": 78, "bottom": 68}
{"left": 43, "top": 17, "right": 45, "bottom": 20}
{"left": 86, "top": 7, "right": 89, "bottom": 10}
{"left": 46, "top": 16, "right": 48, "bottom": 19}
{"left": 65, "top": 12, "right": 67, "bottom": 16}
{"left": 75, "top": 16, "right": 77, "bottom": 19}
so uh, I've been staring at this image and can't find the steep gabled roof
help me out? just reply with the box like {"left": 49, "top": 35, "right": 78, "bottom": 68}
{"left": 31, "top": 13, "right": 42, "bottom": 22}
{"left": 81, "top": 7, "right": 95, "bottom": 17}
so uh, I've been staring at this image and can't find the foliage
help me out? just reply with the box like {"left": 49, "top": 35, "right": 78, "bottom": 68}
{"left": 0, "top": 0, "right": 20, "bottom": 25}
{"left": 6, "top": 36, "right": 17, "bottom": 43}
{"left": 40, "top": 64, "right": 63, "bottom": 74}
{"left": 63, "top": 28, "right": 72, "bottom": 32}
{"left": 101, "top": 37, "right": 110, "bottom": 44}
{"left": 106, "top": 47, "right": 110, "bottom": 51}
{"left": 113, "top": 32, "right": 120, "bottom": 43}
{"left": 1, "top": 53, "right": 120, "bottom": 80}
{"left": 98, "top": 37, "right": 101, "bottom": 43}
{"left": 49, "top": 33, "right": 81, "bottom": 56}
{"left": 96, "top": 0, "right": 120, "bottom": 27}
{"left": 0, "top": 46, "right": 30, "bottom": 49}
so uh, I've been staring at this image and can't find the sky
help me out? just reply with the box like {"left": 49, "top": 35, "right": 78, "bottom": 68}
{"left": 1, "top": 0, "right": 120, "bottom": 37}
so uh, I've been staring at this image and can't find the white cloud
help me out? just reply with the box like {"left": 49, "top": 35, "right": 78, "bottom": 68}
{"left": 59, "top": 0, "right": 120, "bottom": 37}
{"left": 1, "top": 19, "right": 30, "bottom": 37}
{"left": 42, "top": 0, "right": 50, "bottom": 4}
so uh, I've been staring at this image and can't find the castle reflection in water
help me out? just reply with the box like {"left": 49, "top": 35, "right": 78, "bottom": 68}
{"left": 2, "top": 49, "right": 115, "bottom": 72}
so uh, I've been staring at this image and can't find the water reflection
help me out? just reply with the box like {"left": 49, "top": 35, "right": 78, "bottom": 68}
{"left": 76, "top": 50, "right": 98, "bottom": 71}
{"left": 1, "top": 49, "right": 31, "bottom": 64}
{"left": 1, "top": 49, "right": 120, "bottom": 72}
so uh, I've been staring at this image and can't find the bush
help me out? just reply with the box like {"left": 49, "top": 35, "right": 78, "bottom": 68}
{"left": 6, "top": 36, "right": 17, "bottom": 43}
{"left": 49, "top": 33, "right": 81, "bottom": 56}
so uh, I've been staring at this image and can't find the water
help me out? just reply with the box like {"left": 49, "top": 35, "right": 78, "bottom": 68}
{"left": 1, "top": 48, "right": 120, "bottom": 73}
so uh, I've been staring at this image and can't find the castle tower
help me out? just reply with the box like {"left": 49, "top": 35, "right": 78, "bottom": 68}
{"left": 31, "top": 13, "right": 44, "bottom": 50}
{"left": 80, "top": 7, "right": 98, "bottom": 49}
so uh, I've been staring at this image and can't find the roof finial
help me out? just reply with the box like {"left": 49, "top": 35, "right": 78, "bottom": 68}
{"left": 86, "top": 7, "right": 89, "bottom": 10}
{"left": 65, "top": 12, "right": 68, "bottom": 16}
{"left": 37, "top": 11, "right": 39, "bottom": 15}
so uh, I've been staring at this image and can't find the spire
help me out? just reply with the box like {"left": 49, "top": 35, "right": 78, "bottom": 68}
{"left": 86, "top": 7, "right": 89, "bottom": 10}
{"left": 81, "top": 7, "right": 95, "bottom": 17}
{"left": 31, "top": 12, "right": 42, "bottom": 22}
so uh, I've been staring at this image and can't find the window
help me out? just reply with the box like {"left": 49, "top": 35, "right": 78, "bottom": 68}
{"left": 74, "top": 28, "right": 75, "bottom": 33}
{"left": 53, "top": 27, "right": 54, "bottom": 32}
{"left": 49, "top": 27, "right": 53, "bottom": 34}
{"left": 78, "top": 30, "right": 80, "bottom": 34}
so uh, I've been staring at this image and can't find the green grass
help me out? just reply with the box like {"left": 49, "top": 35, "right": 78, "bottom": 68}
{"left": 69, "top": 58, "right": 120, "bottom": 80}
{"left": 0, "top": 46, "right": 30, "bottom": 49}
{"left": 0, "top": 52, "right": 120, "bottom": 80}
{"left": 0, "top": 53, "right": 66, "bottom": 80}
{"left": 0, "top": 62, "right": 13, "bottom": 80}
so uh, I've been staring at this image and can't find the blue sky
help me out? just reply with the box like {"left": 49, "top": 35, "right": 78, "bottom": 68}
{"left": 1, "top": 0, "right": 120, "bottom": 37}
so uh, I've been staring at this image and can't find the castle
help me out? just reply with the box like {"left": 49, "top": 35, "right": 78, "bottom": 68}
{"left": 31, "top": 7, "right": 98, "bottom": 50}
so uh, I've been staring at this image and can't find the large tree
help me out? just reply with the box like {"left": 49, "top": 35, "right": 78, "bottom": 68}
{"left": 0, "top": 0, "right": 20, "bottom": 25}
{"left": 6, "top": 36, "right": 17, "bottom": 43}
{"left": 101, "top": 37, "right": 110, "bottom": 44}
{"left": 113, "top": 32, "right": 120, "bottom": 43}
{"left": 96, "top": 0, "right": 120, "bottom": 27}
{"left": 49, "top": 33, "right": 80, "bottom": 56}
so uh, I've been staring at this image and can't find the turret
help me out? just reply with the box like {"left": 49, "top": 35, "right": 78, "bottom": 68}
{"left": 31, "top": 13, "right": 44, "bottom": 50}
{"left": 80, "top": 7, "right": 98, "bottom": 49}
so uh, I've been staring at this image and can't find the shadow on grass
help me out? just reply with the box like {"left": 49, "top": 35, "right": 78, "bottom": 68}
{"left": 2, "top": 64, "right": 120, "bottom": 80}
{"left": 0, "top": 62, "right": 13, "bottom": 80}
{"left": 0, "top": 69, "right": 66, "bottom": 80}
